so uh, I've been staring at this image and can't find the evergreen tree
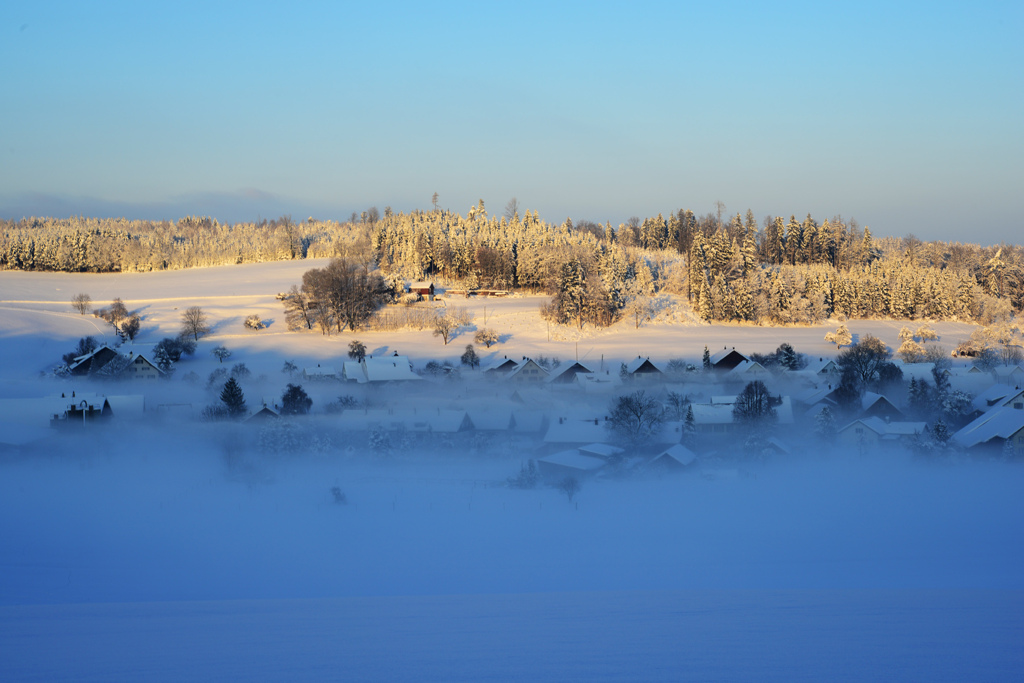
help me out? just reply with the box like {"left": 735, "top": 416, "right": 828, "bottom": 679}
{"left": 683, "top": 404, "right": 697, "bottom": 446}
{"left": 281, "top": 383, "right": 312, "bottom": 415}
{"left": 702, "top": 345, "right": 711, "bottom": 371}
{"left": 220, "top": 377, "right": 247, "bottom": 418}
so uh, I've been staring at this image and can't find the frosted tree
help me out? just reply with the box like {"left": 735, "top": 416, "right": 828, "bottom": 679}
{"left": 474, "top": 328, "right": 499, "bottom": 348}
{"left": 825, "top": 324, "right": 852, "bottom": 348}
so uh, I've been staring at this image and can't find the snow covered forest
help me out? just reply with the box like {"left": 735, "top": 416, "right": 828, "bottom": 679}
{"left": 2, "top": 204, "right": 1022, "bottom": 327}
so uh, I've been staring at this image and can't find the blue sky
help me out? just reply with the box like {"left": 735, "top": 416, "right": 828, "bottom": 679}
{"left": 1, "top": 1, "right": 1021, "bottom": 243}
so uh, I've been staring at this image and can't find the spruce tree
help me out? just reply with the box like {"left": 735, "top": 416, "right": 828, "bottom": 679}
{"left": 220, "top": 377, "right": 247, "bottom": 418}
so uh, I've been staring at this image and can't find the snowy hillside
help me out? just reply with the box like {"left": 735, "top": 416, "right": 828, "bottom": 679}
{"left": 0, "top": 260, "right": 1020, "bottom": 682}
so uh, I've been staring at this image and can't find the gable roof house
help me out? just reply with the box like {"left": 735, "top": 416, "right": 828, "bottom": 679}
{"left": 536, "top": 449, "right": 609, "bottom": 480}
{"left": 860, "top": 392, "right": 905, "bottom": 421}
{"left": 646, "top": 443, "right": 698, "bottom": 472}
{"left": 969, "top": 384, "right": 1024, "bottom": 417}
{"left": 546, "top": 361, "right": 595, "bottom": 385}
{"left": 120, "top": 353, "right": 163, "bottom": 381}
{"left": 625, "top": 357, "right": 664, "bottom": 381}
{"left": 836, "top": 417, "right": 926, "bottom": 450}
{"left": 506, "top": 358, "right": 549, "bottom": 383}
{"left": 407, "top": 281, "right": 435, "bottom": 299}
{"left": 710, "top": 347, "right": 750, "bottom": 372}
{"left": 952, "top": 403, "right": 1024, "bottom": 457}
{"left": 482, "top": 357, "right": 520, "bottom": 376}
{"left": 805, "top": 357, "right": 840, "bottom": 376}
{"left": 343, "top": 356, "right": 423, "bottom": 384}
{"left": 725, "top": 359, "right": 769, "bottom": 378}
{"left": 67, "top": 345, "right": 121, "bottom": 376}
{"left": 303, "top": 364, "right": 338, "bottom": 381}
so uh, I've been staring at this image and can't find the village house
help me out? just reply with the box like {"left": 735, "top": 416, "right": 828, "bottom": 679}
{"left": 342, "top": 356, "right": 422, "bottom": 384}
{"left": 67, "top": 345, "right": 120, "bottom": 376}
{"left": 625, "top": 357, "right": 664, "bottom": 382}
{"left": 710, "top": 347, "right": 751, "bottom": 372}
{"left": 836, "top": 417, "right": 926, "bottom": 451}
{"left": 646, "top": 443, "right": 698, "bottom": 472}
{"left": 546, "top": 361, "right": 594, "bottom": 384}
{"left": 505, "top": 358, "right": 549, "bottom": 383}
{"left": 407, "top": 281, "right": 435, "bottom": 300}
{"left": 302, "top": 364, "right": 338, "bottom": 381}
{"left": 121, "top": 353, "right": 163, "bottom": 381}
{"left": 952, "top": 404, "right": 1024, "bottom": 457}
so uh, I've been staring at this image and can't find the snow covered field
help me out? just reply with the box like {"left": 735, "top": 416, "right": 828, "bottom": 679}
{"left": 1, "top": 261, "right": 1020, "bottom": 681}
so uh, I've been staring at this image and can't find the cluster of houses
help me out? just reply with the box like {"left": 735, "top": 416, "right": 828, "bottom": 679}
{"left": 65, "top": 345, "right": 164, "bottom": 380}
{"left": 11, "top": 341, "right": 1023, "bottom": 475}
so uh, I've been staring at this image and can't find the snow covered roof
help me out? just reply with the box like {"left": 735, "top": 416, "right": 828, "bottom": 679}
{"left": 546, "top": 361, "right": 594, "bottom": 384}
{"left": 543, "top": 419, "right": 608, "bottom": 445}
{"left": 363, "top": 356, "right": 422, "bottom": 382}
{"left": 993, "top": 365, "right": 1024, "bottom": 380}
{"left": 688, "top": 402, "right": 735, "bottom": 425}
{"left": 578, "top": 443, "right": 625, "bottom": 459}
{"left": 953, "top": 405, "right": 1024, "bottom": 449}
{"left": 841, "top": 416, "right": 926, "bottom": 438}
{"left": 650, "top": 443, "right": 696, "bottom": 467}
{"left": 626, "top": 357, "right": 663, "bottom": 375}
{"left": 804, "top": 357, "right": 839, "bottom": 375}
{"left": 710, "top": 348, "right": 749, "bottom": 366}
{"left": 505, "top": 359, "right": 548, "bottom": 381}
{"left": 794, "top": 384, "right": 838, "bottom": 407}
{"left": 574, "top": 372, "right": 623, "bottom": 393}
{"left": 537, "top": 449, "right": 607, "bottom": 472}
{"left": 862, "top": 391, "right": 900, "bottom": 413}
{"left": 970, "top": 384, "right": 1024, "bottom": 414}
{"left": 726, "top": 360, "right": 768, "bottom": 376}
{"left": 890, "top": 361, "right": 936, "bottom": 382}
{"left": 482, "top": 358, "right": 519, "bottom": 374}
{"left": 303, "top": 365, "right": 338, "bottom": 378}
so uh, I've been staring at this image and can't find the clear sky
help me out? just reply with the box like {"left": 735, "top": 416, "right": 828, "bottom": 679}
{"left": 1, "top": 1, "right": 1021, "bottom": 243}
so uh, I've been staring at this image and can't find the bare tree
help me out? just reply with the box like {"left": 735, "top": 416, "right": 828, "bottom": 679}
{"left": 733, "top": 380, "right": 777, "bottom": 425}
{"left": 608, "top": 390, "right": 664, "bottom": 444}
{"left": 503, "top": 197, "right": 520, "bottom": 221}
{"left": 211, "top": 346, "right": 232, "bottom": 363}
{"left": 71, "top": 293, "right": 92, "bottom": 315}
{"left": 180, "top": 306, "right": 210, "bottom": 341}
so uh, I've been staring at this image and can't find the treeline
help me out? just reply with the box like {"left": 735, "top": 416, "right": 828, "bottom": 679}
{"left": 0, "top": 215, "right": 374, "bottom": 272}
{"left": 3, "top": 205, "right": 1022, "bottom": 327}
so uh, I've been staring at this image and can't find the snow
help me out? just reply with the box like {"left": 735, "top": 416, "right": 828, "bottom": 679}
{"left": 1, "top": 260, "right": 1021, "bottom": 681}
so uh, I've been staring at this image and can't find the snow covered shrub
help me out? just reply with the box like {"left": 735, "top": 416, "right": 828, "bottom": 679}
{"left": 369, "top": 426, "right": 390, "bottom": 455}
{"left": 244, "top": 314, "right": 265, "bottom": 330}
{"left": 557, "top": 476, "right": 581, "bottom": 503}
{"left": 325, "top": 395, "right": 361, "bottom": 414}
{"left": 507, "top": 461, "right": 539, "bottom": 489}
